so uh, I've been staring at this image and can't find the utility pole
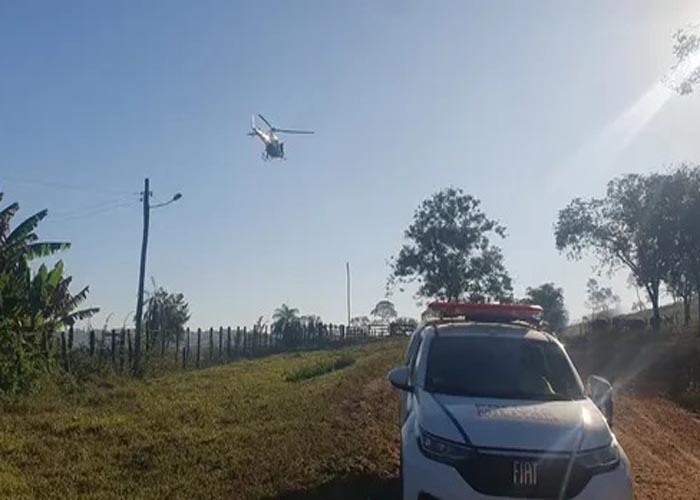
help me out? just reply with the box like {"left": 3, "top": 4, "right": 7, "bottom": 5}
{"left": 346, "top": 261, "right": 351, "bottom": 325}
{"left": 133, "top": 178, "right": 150, "bottom": 376}
{"left": 132, "top": 178, "right": 181, "bottom": 376}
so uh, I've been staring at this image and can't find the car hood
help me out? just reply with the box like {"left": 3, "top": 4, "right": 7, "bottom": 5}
{"left": 416, "top": 389, "right": 612, "bottom": 452}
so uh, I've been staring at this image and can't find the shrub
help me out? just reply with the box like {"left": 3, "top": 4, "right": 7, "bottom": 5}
{"left": 285, "top": 354, "right": 356, "bottom": 382}
{"left": 0, "top": 327, "right": 46, "bottom": 399}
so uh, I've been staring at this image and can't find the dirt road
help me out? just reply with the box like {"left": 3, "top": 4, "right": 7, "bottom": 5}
{"left": 273, "top": 341, "right": 700, "bottom": 499}
{"left": 615, "top": 395, "right": 700, "bottom": 499}
{"left": 301, "top": 345, "right": 700, "bottom": 500}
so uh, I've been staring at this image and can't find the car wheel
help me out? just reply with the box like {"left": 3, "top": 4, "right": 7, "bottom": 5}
{"left": 398, "top": 448, "right": 404, "bottom": 500}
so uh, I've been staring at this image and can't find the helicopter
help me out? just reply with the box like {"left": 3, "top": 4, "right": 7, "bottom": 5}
{"left": 248, "top": 114, "right": 314, "bottom": 161}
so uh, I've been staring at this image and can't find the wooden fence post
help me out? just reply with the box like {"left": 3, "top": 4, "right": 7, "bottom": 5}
{"left": 226, "top": 327, "right": 232, "bottom": 358}
{"left": 89, "top": 330, "right": 96, "bottom": 357}
{"left": 242, "top": 327, "right": 248, "bottom": 356}
{"left": 175, "top": 330, "right": 181, "bottom": 363}
{"left": 196, "top": 328, "right": 202, "bottom": 369}
{"left": 127, "top": 330, "right": 133, "bottom": 369}
{"left": 252, "top": 326, "right": 257, "bottom": 356}
{"left": 182, "top": 347, "right": 187, "bottom": 369}
{"left": 120, "top": 329, "right": 126, "bottom": 372}
{"left": 185, "top": 327, "right": 190, "bottom": 362}
{"left": 219, "top": 327, "right": 223, "bottom": 361}
{"left": 111, "top": 329, "right": 117, "bottom": 369}
{"left": 235, "top": 327, "right": 241, "bottom": 355}
{"left": 208, "top": 327, "right": 214, "bottom": 362}
{"left": 98, "top": 330, "right": 105, "bottom": 362}
{"left": 161, "top": 329, "right": 166, "bottom": 357}
{"left": 340, "top": 325, "right": 346, "bottom": 341}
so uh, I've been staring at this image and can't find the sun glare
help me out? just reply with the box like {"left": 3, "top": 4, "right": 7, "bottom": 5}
{"left": 550, "top": 39, "right": 700, "bottom": 193}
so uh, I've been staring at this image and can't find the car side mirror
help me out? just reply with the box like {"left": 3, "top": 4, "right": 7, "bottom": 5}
{"left": 388, "top": 366, "right": 412, "bottom": 392}
{"left": 587, "top": 375, "right": 614, "bottom": 427}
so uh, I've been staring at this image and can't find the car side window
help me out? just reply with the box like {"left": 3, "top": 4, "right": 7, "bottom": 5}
{"left": 405, "top": 327, "right": 424, "bottom": 366}
{"left": 410, "top": 334, "right": 429, "bottom": 386}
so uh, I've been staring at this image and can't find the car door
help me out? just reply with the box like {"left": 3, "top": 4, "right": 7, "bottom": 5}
{"left": 400, "top": 327, "right": 424, "bottom": 424}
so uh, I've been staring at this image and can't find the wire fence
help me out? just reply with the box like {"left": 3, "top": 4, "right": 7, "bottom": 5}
{"left": 57, "top": 322, "right": 409, "bottom": 376}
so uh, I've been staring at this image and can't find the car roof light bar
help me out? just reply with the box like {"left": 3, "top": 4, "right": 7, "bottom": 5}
{"left": 426, "top": 301, "right": 543, "bottom": 326}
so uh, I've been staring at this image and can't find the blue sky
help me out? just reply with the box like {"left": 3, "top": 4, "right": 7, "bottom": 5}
{"left": 1, "top": 1, "right": 699, "bottom": 328}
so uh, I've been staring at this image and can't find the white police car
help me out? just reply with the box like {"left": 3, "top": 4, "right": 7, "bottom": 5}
{"left": 388, "top": 302, "right": 633, "bottom": 500}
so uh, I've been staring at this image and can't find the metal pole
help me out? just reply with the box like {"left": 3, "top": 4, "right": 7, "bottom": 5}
{"left": 346, "top": 261, "right": 351, "bottom": 325}
{"left": 133, "top": 178, "right": 150, "bottom": 376}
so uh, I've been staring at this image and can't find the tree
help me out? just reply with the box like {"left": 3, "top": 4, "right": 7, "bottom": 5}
{"left": 390, "top": 316, "right": 418, "bottom": 335}
{"left": 522, "top": 283, "right": 569, "bottom": 333}
{"left": 350, "top": 316, "right": 370, "bottom": 328}
{"left": 370, "top": 300, "right": 397, "bottom": 322}
{"left": 300, "top": 314, "right": 322, "bottom": 328}
{"left": 272, "top": 304, "right": 302, "bottom": 346}
{"left": 667, "top": 24, "right": 700, "bottom": 95}
{"left": 585, "top": 279, "right": 620, "bottom": 319}
{"left": 20, "top": 260, "right": 98, "bottom": 331}
{"left": 0, "top": 195, "right": 69, "bottom": 272}
{"left": 273, "top": 304, "right": 300, "bottom": 330}
{"left": 654, "top": 166, "right": 700, "bottom": 330}
{"left": 0, "top": 193, "right": 90, "bottom": 395}
{"left": 144, "top": 285, "right": 190, "bottom": 346}
{"left": 254, "top": 316, "right": 268, "bottom": 332}
{"left": 388, "top": 187, "right": 513, "bottom": 302}
{"left": 631, "top": 301, "right": 647, "bottom": 313}
{"left": 555, "top": 174, "right": 667, "bottom": 322}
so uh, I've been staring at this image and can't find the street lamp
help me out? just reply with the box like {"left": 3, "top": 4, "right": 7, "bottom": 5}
{"left": 151, "top": 192, "right": 183, "bottom": 209}
{"left": 133, "top": 178, "right": 182, "bottom": 376}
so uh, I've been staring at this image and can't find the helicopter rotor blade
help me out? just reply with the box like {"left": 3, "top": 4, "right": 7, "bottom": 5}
{"left": 257, "top": 114, "right": 273, "bottom": 129}
{"left": 273, "top": 128, "right": 314, "bottom": 135}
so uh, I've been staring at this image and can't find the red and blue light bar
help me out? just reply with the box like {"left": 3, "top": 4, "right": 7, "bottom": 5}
{"left": 427, "top": 301, "right": 543, "bottom": 323}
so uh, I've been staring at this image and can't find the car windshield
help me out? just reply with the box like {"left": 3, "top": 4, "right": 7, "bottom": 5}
{"left": 424, "top": 335, "right": 585, "bottom": 401}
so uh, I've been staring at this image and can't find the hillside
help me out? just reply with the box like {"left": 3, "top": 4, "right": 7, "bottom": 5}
{"left": 0, "top": 341, "right": 404, "bottom": 499}
{"left": 1, "top": 337, "right": 700, "bottom": 499}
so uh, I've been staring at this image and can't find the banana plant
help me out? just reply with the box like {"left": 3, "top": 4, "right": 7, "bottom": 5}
{"left": 0, "top": 192, "right": 70, "bottom": 324}
{"left": 0, "top": 193, "right": 70, "bottom": 272}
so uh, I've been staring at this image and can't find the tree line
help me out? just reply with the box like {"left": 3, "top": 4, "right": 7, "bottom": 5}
{"left": 385, "top": 164, "right": 700, "bottom": 336}
{"left": 555, "top": 165, "right": 700, "bottom": 331}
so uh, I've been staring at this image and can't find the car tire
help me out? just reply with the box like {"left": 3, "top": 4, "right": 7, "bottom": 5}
{"left": 398, "top": 448, "right": 404, "bottom": 500}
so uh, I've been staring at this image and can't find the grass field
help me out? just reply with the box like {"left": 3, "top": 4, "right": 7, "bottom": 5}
{"left": 0, "top": 339, "right": 406, "bottom": 500}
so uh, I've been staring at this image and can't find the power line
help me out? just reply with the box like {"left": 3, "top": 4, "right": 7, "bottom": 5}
{"left": 44, "top": 201, "right": 137, "bottom": 223}
{"left": 49, "top": 194, "right": 139, "bottom": 218}
{"left": 0, "top": 173, "right": 134, "bottom": 196}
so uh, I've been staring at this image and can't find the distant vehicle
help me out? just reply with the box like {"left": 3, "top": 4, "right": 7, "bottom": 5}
{"left": 248, "top": 114, "right": 314, "bottom": 161}
{"left": 388, "top": 301, "right": 633, "bottom": 500}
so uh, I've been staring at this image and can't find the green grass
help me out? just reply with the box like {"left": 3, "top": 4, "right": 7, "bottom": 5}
{"left": 284, "top": 353, "right": 356, "bottom": 382}
{"left": 0, "top": 339, "right": 406, "bottom": 500}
